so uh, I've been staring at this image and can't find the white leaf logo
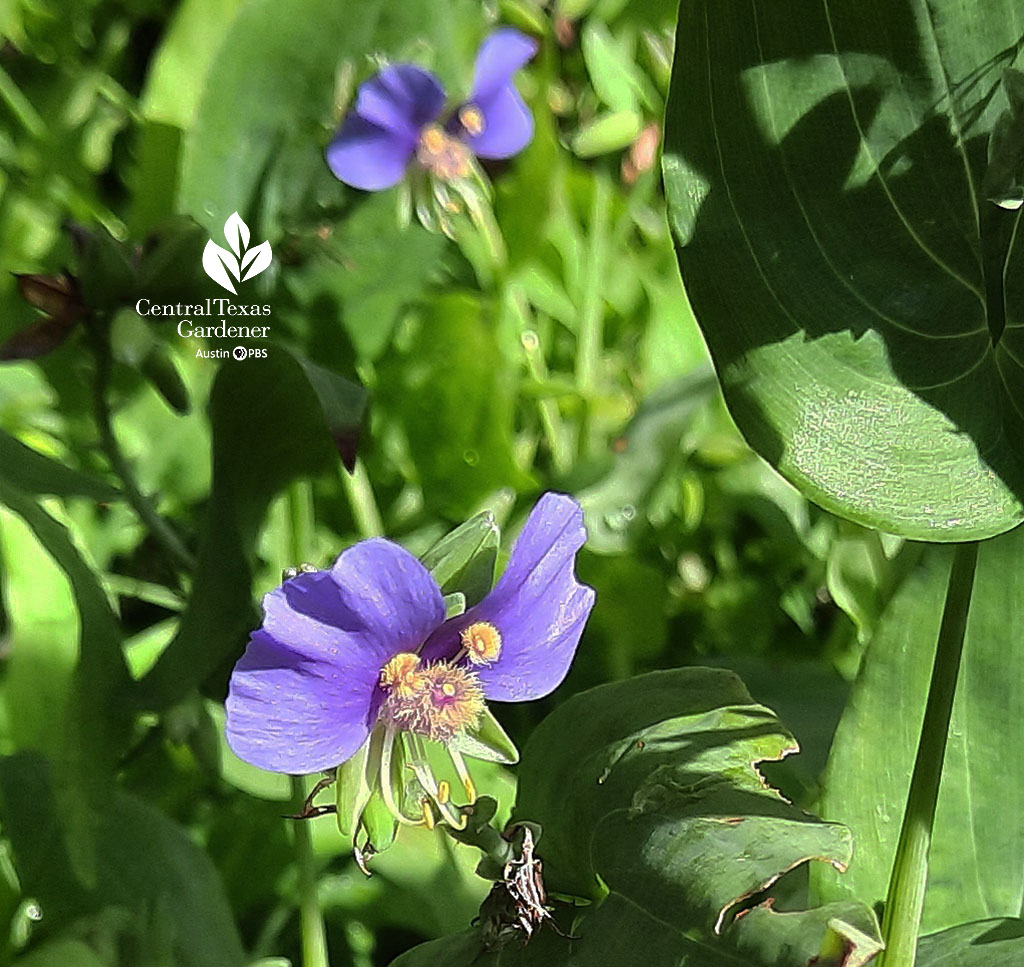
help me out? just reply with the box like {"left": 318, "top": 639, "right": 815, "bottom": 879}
{"left": 202, "top": 212, "right": 272, "bottom": 294}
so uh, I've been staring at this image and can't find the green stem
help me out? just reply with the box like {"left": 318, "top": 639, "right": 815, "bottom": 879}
{"left": 508, "top": 289, "right": 572, "bottom": 476}
{"left": 576, "top": 172, "right": 611, "bottom": 457}
{"left": 0, "top": 64, "right": 46, "bottom": 139}
{"left": 341, "top": 459, "right": 384, "bottom": 538}
{"left": 290, "top": 776, "right": 330, "bottom": 967}
{"left": 285, "top": 483, "right": 330, "bottom": 967}
{"left": 90, "top": 331, "right": 196, "bottom": 573}
{"left": 878, "top": 541, "right": 979, "bottom": 967}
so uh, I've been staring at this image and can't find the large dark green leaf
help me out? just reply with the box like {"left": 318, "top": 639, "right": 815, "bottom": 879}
{"left": 663, "top": 1, "right": 1024, "bottom": 540}
{"left": 815, "top": 526, "right": 1024, "bottom": 932}
{"left": 917, "top": 918, "right": 1024, "bottom": 966}
{"left": 395, "top": 669, "right": 881, "bottom": 967}
{"left": 514, "top": 669, "right": 854, "bottom": 920}
{"left": 0, "top": 752, "right": 246, "bottom": 967}
{"left": 134, "top": 352, "right": 345, "bottom": 711}
{"left": 0, "top": 481, "right": 130, "bottom": 886}
{"left": 0, "top": 430, "right": 118, "bottom": 501}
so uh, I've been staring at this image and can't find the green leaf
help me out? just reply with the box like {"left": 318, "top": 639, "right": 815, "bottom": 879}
{"left": 728, "top": 901, "right": 883, "bottom": 967}
{"left": 0, "top": 429, "right": 118, "bottom": 501}
{"left": 815, "top": 527, "right": 1024, "bottom": 931}
{"left": 580, "top": 22, "right": 640, "bottom": 113}
{"left": 179, "top": 0, "right": 484, "bottom": 230}
{"left": 135, "top": 351, "right": 343, "bottom": 711}
{"left": 140, "top": 0, "right": 245, "bottom": 130}
{"left": 336, "top": 732, "right": 378, "bottom": 839}
{"left": 917, "top": 919, "right": 1024, "bottom": 966}
{"left": 663, "top": 1, "right": 1024, "bottom": 540}
{"left": 0, "top": 752, "right": 246, "bottom": 967}
{"left": 578, "top": 368, "right": 718, "bottom": 553}
{"left": 378, "top": 293, "right": 531, "bottom": 518}
{"left": 519, "top": 669, "right": 878, "bottom": 957}
{"left": 0, "top": 506, "right": 79, "bottom": 757}
{"left": 0, "top": 481, "right": 130, "bottom": 887}
{"left": 449, "top": 708, "right": 519, "bottom": 766}
{"left": 572, "top": 109, "right": 643, "bottom": 158}
{"left": 420, "top": 511, "right": 500, "bottom": 607}
{"left": 288, "top": 351, "right": 367, "bottom": 471}
{"left": 825, "top": 529, "right": 893, "bottom": 642}
{"left": 14, "top": 939, "right": 109, "bottom": 967}
{"left": 394, "top": 669, "right": 880, "bottom": 967}
{"left": 285, "top": 193, "right": 446, "bottom": 363}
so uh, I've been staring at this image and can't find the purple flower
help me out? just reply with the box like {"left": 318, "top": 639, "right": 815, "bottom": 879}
{"left": 326, "top": 28, "right": 538, "bottom": 191}
{"left": 225, "top": 493, "right": 594, "bottom": 828}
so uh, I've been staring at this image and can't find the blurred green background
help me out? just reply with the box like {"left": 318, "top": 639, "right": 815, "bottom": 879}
{"left": 0, "top": 0, "right": 906, "bottom": 964}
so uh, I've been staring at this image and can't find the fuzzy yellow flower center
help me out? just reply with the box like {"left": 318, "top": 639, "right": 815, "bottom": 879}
{"left": 416, "top": 124, "right": 472, "bottom": 181}
{"left": 461, "top": 621, "right": 502, "bottom": 665}
{"left": 458, "top": 104, "right": 485, "bottom": 136}
{"left": 379, "top": 653, "right": 485, "bottom": 743}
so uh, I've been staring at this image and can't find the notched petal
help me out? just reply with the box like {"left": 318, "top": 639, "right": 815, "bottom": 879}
{"left": 471, "top": 28, "right": 539, "bottom": 102}
{"left": 421, "top": 493, "right": 595, "bottom": 702}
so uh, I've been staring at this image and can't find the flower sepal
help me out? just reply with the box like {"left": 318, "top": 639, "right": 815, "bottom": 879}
{"left": 334, "top": 727, "right": 382, "bottom": 839}
{"left": 449, "top": 707, "right": 520, "bottom": 766}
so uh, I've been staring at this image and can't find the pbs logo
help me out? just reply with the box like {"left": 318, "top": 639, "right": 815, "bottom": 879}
{"left": 233, "top": 346, "right": 268, "bottom": 361}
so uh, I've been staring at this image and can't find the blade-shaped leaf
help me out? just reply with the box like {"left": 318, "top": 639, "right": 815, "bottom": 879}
{"left": 663, "top": 1, "right": 1024, "bottom": 540}
{"left": 814, "top": 526, "right": 1024, "bottom": 930}
{"left": 420, "top": 511, "right": 500, "bottom": 607}
{"left": 0, "top": 481, "right": 131, "bottom": 887}
{"left": 917, "top": 919, "right": 1024, "bottom": 966}
{"left": 449, "top": 708, "right": 519, "bottom": 765}
{"left": 0, "top": 429, "right": 119, "bottom": 501}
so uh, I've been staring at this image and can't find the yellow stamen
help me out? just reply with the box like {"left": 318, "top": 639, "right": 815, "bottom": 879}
{"left": 380, "top": 652, "right": 425, "bottom": 698}
{"left": 449, "top": 747, "right": 478, "bottom": 804}
{"left": 461, "top": 621, "right": 502, "bottom": 666}
{"left": 416, "top": 124, "right": 472, "bottom": 181}
{"left": 421, "top": 798, "right": 435, "bottom": 829}
{"left": 458, "top": 104, "right": 485, "bottom": 136}
{"left": 420, "top": 125, "right": 446, "bottom": 153}
{"left": 437, "top": 780, "right": 450, "bottom": 805}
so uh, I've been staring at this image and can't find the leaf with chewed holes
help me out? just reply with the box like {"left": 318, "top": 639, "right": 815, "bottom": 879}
{"left": 393, "top": 668, "right": 881, "bottom": 967}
